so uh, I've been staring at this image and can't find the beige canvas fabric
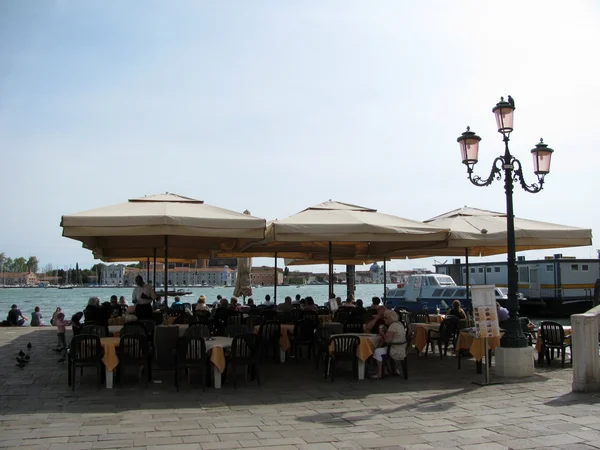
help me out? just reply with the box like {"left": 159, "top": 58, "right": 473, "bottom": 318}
{"left": 233, "top": 210, "right": 253, "bottom": 298}
{"left": 61, "top": 193, "right": 266, "bottom": 259}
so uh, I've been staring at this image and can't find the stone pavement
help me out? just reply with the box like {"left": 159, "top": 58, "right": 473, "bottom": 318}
{"left": 1, "top": 328, "right": 599, "bottom": 450}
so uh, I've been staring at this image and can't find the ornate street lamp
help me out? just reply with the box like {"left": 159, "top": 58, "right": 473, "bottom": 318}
{"left": 458, "top": 97, "right": 553, "bottom": 348}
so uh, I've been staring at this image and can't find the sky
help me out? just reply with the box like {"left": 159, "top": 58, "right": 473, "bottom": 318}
{"left": 1, "top": 0, "right": 599, "bottom": 273}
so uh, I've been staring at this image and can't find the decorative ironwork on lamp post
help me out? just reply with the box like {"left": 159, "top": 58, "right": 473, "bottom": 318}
{"left": 457, "top": 97, "right": 554, "bottom": 348}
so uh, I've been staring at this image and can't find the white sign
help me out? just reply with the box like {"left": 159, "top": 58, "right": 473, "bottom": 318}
{"left": 470, "top": 285, "right": 501, "bottom": 339}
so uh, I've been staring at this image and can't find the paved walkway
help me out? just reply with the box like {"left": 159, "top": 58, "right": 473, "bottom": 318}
{"left": 0, "top": 328, "right": 598, "bottom": 450}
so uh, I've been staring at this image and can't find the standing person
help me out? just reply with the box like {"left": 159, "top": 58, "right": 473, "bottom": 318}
{"left": 132, "top": 275, "right": 156, "bottom": 320}
{"left": 30, "top": 306, "right": 45, "bottom": 326}
{"left": 51, "top": 307, "right": 62, "bottom": 326}
{"left": 54, "top": 312, "right": 70, "bottom": 352}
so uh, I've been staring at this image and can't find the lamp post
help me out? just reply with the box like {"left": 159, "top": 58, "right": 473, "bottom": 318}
{"left": 458, "top": 97, "right": 554, "bottom": 348}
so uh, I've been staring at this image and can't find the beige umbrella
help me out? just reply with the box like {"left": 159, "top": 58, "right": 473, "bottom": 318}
{"left": 233, "top": 210, "right": 253, "bottom": 302}
{"left": 61, "top": 193, "right": 266, "bottom": 293}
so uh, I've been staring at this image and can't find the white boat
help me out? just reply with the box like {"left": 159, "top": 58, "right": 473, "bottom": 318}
{"left": 385, "top": 274, "right": 507, "bottom": 313}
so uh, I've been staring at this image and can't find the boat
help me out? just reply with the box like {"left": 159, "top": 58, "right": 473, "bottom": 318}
{"left": 385, "top": 274, "right": 508, "bottom": 313}
{"left": 58, "top": 285, "right": 74, "bottom": 290}
{"left": 155, "top": 289, "right": 193, "bottom": 297}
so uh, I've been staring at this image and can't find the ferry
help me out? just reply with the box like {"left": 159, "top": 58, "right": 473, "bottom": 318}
{"left": 385, "top": 274, "right": 507, "bottom": 313}
{"left": 434, "top": 255, "right": 600, "bottom": 316}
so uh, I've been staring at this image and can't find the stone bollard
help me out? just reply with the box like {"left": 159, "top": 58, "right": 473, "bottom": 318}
{"left": 572, "top": 305, "right": 600, "bottom": 392}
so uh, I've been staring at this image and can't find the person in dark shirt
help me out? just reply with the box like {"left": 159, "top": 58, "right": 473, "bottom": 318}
{"left": 351, "top": 299, "right": 367, "bottom": 320}
{"left": 7, "top": 305, "right": 27, "bottom": 326}
{"left": 446, "top": 300, "right": 467, "bottom": 320}
{"left": 71, "top": 312, "right": 84, "bottom": 336}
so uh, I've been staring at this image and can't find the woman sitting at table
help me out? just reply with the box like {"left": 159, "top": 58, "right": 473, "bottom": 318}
{"left": 371, "top": 310, "right": 407, "bottom": 379}
{"left": 446, "top": 300, "right": 467, "bottom": 320}
{"left": 365, "top": 306, "right": 386, "bottom": 333}
{"left": 195, "top": 295, "right": 209, "bottom": 312}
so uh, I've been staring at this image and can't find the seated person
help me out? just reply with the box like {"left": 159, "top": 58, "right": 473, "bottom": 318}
{"left": 170, "top": 296, "right": 184, "bottom": 310}
{"left": 262, "top": 295, "right": 274, "bottom": 308}
{"left": 365, "top": 306, "right": 387, "bottom": 333}
{"left": 84, "top": 297, "right": 103, "bottom": 324}
{"left": 371, "top": 310, "right": 407, "bottom": 379}
{"left": 497, "top": 302, "right": 510, "bottom": 324}
{"left": 292, "top": 294, "right": 301, "bottom": 305}
{"left": 119, "top": 296, "right": 129, "bottom": 307}
{"left": 6, "top": 304, "right": 28, "bottom": 326}
{"left": 213, "top": 298, "right": 230, "bottom": 322}
{"left": 109, "top": 295, "right": 122, "bottom": 317}
{"left": 278, "top": 296, "right": 294, "bottom": 312}
{"left": 230, "top": 297, "right": 241, "bottom": 311}
{"left": 195, "top": 295, "right": 209, "bottom": 311}
{"left": 446, "top": 299, "right": 467, "bottom": 320}
{"left": 152, "top": 296, "right": 164, "bottom": 310}
{"left": 341, "top": 297, "right": 356, "bottom": 308}
{"left": 30, "top": 306, "right": 45, "bottom": 327}
{"left": 370, "top": 297, "right": 381, "bottom": 310}
{"left": 71, "top": 312, "right": 84, "bottom": 336}
{"left": 350, "top": 299, "right": 366, "bottom": 319}
{"left": 247, "top": 298, "right": 255, "bottom": 307}
{"left": 302, "top": 297, "right": 318, "bottom": 312}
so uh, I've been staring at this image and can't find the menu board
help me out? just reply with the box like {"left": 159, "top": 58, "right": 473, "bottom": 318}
{"left": 471, "top": 285, "right": 501, "bottom": 338}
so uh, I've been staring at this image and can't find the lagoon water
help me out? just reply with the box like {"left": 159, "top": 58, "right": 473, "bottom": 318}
{"left": 0, "top": 284, "right": 386, "bottom": 321}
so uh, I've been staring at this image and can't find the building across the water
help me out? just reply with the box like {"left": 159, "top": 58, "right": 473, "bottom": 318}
{"left": 434, "top": 254, "right": 600, "bottom": 314}
{"left": 0, "top": 271, "right": 39, "bottom": 286}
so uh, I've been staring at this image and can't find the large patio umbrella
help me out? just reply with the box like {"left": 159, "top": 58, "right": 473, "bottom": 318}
{"left": 61, "top": 193, "right": 266, "bottom": 293}
{"left": 233, "top": 210, "right": 253, "bottom": 303}
{"left": 389, "top": 206, "right": 593, "bottom": 304}
{"left": 231, "top": 200, "right": 449, "bottom": 298}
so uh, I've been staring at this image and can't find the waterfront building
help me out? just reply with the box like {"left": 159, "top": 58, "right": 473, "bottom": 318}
{"left": 101, "top": 264, "right": 126, "bottom": 286}
{"left": 251, "top": 266, "right": 284, "bottom": 286}
{"left": 0, "top": 271, "right": 39, "bottom": 286}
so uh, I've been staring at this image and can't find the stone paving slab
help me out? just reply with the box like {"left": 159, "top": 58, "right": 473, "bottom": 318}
{"left": 1, "top": 328, "right": 598, "bottom": 450}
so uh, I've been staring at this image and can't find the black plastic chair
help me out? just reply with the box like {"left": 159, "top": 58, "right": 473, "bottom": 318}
{"left": 81, "top": 325, "right": 107, "bottom": 338}
{"left": 185, "top": 323, "right": 212, "bottom": 339}
{"left": 539, "top": 321, "right": 572, "bottom": 367}
{"left": 426, "top": 318, "right": 458, "bottom": 359}
{"left": 118, "top": 335, "right": 151, "bottom": 386}
{"left": 194, "top": 310, "right": 212, "bottom": 322}
{"left": 226, "top": 313, "right": 243, "bottom": 326}
{"left": 228, "top": 334, "right": 260, "bottom": 389}
{"left": 119, "top": 322, "right": 148, "bottom": 338}
{"left": 314, "top": 326, "right": 332, "bottom": 370}
{"left": 138, "top": 320, "right": 156, "bottom": 341}
{"left": 384, "top": 341, "right": 408, "bottom": 380}
{"left": 260, "top": 310, "right": 278, "bottom": 322}
{"left": 257, "top": 321, "right": 281, "bottom": 363}
{"left": 244, "top": 315, "right": 263, "bottom": 329}
{"left": 175, "top": 336, "right": 207, "bottom": 391}
{"left": 289, "top": 309, "right": 303, "bottom": 323}
{"left": 68, "top": 334, "right": 104, "bottom": 391}
{"left": 292, "top": 319, "right": 315, "bottom": 362}
{"left": 225, "top": 324, "right": 251, "bottom": 338}
{"left": 343, "top": 321, "right": 364, "bottom": 334}
{"left": 410, "top": 312, "right": 430, "bottom": 324}
{"left": 317, "top": 306, "right": 331, "bottom": 315}
{"left": 302, "top": 310, "right": 319, "bottom": 325}
{"left": 325, "top": 335, "right": 360, "bottom": 382}
{"left": 333, "top": 309, "right": 352, "bottom": 324}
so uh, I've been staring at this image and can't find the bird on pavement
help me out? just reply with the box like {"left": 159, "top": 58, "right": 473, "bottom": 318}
{"left": 16, "top": 357, "right": 28, "bottom": 365}
{"left": 18, "top": 350, "right": 25, "bottom": 357}
{"left": 25, "top": 355, "right": 30, "bottom": 361}
{"left": 16, "top": 362, "right": 26, "bottom": 369}
{"left": 27, "top": 342, "right": 32, "bottom": 349}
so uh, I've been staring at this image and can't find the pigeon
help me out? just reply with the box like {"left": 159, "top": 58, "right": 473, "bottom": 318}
{"left": 25, "top": 355, "right": 30, "bottom": 361}
{"left": 16, "top": 357, "right": 28, "bottom": 365}
{"left": 18, "top": 350, "right": 25, "bottom": 357}
{"left": 27, "top": 342, "right": 32, "bottom": 349}
{"left": 507, "top": 95, "right": 515, "bottom": 108}
{"left": 16, "top": 362, "right": 25, "bottom": 369}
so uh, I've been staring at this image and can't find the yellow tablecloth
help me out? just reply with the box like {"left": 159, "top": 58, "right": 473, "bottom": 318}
{"left": 429, "top": 314, "right": 445, "bottom": 324}
{"left": 456, "top": 332, "right": 501, "bottom": 361}
{"left": 108, "top": 317, "right": 125, "bottom": 326}
{"left": 318, "top": 315, "right": 333, "bottom": 324}
{"left": 410, "top": 323, "right": 440, "bottom": 352}
{"left": 209, "top": 347, "right": 226, "bottom": 373}
{"left": 329, "top": 334, "right": 378, "bottom": 361}
{"left": 167, "top": 316, "right": 178, "bottom": 325}
{"left": 253, "top": 324, "right": 292, "bottom": 352}
{"left": 100, "top": 337, "right": 121, "bottom": 372}
{"left": 535, "top": 326, "right": 572, "bottom": 353}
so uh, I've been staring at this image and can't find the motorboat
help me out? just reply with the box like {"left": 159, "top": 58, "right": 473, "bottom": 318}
{"left": 385, "top": 274, "right": 508, "bottom": 313}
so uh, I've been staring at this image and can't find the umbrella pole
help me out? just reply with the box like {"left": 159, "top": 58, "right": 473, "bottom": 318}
{"left": 383, "top": 259, "right": 387, "bottom": 304}
{"left": 274, "top": 252, "right": 278, "bottom": 304}
{"left": 152, "top": 248, "right": 157, "bottom": 292}
{"left": 146, "top": 257, "right": 150, "bottom": 283}
{"left": 465, "top": 248, "right": 471, "bottom": 311}
{"left": 164, "top": 236, "right": 169, "bottom": 313}
{"left": 328, "top": 241, "right": 333, "bottom": 298}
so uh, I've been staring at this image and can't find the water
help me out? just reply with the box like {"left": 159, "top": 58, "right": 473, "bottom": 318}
{"left": 0, "top": 284, "right": 569, "bottom": 326}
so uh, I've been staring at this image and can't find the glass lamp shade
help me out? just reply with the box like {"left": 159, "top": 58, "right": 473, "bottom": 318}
{"left": 457, "top": 127, "right": 481, "bottom": 165}
{"left": 492, "top": 98, "right": 515, "bottom": 134}
{"left": 531, "top": 139, "right": 554, "bottom": 175}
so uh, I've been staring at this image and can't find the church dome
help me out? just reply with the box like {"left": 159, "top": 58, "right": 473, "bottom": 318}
{"left": 370, "top": 263, "right": 380, "bottom": 273}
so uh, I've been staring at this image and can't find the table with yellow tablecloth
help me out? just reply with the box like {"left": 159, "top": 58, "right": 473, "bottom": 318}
{"left": 456, "top": 331, "right": 501, "bottom": 361}
{"left": 318, "top": 315, "right": 333, "bottom": 324}
{"left": 428, "top": 314, "right": 445, "bottom": 324}
{"left": 327, "top": 333, "right": 380, "bottom": 380}
{"left": 535, "top": 326, "right": 571, "bottom": 353}
{"left": 253, "top": 324, "right": 292, "bottom": 352}
{"left": 409, "top": 323, "right": 440, "bottom": 352}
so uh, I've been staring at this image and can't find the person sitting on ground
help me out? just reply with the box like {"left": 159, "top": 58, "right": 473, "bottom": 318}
{"left": 6, "top": 304, "right": 27, "bottom": 326}
{"left": 302, "top": 296, "right": 318, "bottom": 312}
{"left": 195, "top": 295, "right": 209, "bottom": 312}
{"left": 371, "top": 310, "right": 407, "bottom": 379}
{"left": 84, "top": 297, "right": 102, "bottom": 324}
{"left": 370, "top": 297, "right": 381, "bottom": 310}
{"left": 278, "top": 296, "right": 294, "bottom": 312}
{"left": 171, "top": 296, "right": 184, "bottom": 310}
{"left": 71, "top": 312, "right": 84, "bottom": 336}
{"left": 262, "top": 294, "right": 274, "bottom": 308}
{"left": 365, "top": 305, "right": 387, "bottom": 333}
{"left": 30, "top": 306, "right": 44, "bottom": 327}
{"left": 446, "top": 299, "right": 467, "bottom": 320}
{"left": 497, "top": 302, "right": 510, "bottom": 324}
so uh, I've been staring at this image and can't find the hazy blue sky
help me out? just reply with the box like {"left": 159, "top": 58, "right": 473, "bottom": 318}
{"left": 1, "top": 1, "right": 598, "bottom": 272}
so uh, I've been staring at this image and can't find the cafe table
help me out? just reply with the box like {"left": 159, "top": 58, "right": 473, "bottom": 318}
{"left": 535, "top": 325, "right": 572, "bottom": 355}
{"left": 99, "top": 337, "right": 121, "bottom": 389}
{"left": 253, "top": 324, "right": 292, "bottom": 362}
{"left": 409, "top": 323, "right": 440, "bottom": 352}
{"left": 456, "top": 329, "right": 501, "bottom": 372}
{"left": 328, "top": 333, "right": 380, "bottom": 380}
{"left": 109, "top": 324, "right": 189, "bottom": 337}
{"left": 428, "top": 314, "right": 445, "bottom": 324}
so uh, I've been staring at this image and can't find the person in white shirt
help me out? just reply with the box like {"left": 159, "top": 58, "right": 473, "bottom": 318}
{"left": 262, "top": 294, "right": 274, "bottom": 308}
{"left": 132, "top": 276, "right": 156, "bottom": 320}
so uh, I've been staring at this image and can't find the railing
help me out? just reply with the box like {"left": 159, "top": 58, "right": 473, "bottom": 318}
{"left": 571, "top": 304, "right": 600, "bottom": 392}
